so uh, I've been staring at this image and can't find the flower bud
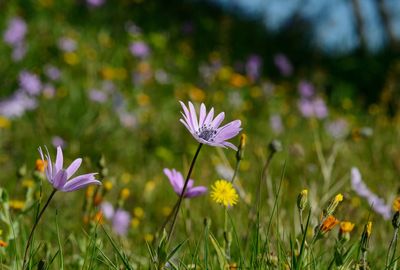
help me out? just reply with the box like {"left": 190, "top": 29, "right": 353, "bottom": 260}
{"left": 268, "top": 139, "right": 282, "bottom": 154}
{"left": 339, "top": 221, "right": 354, "bottom": 242}
{"left": 236, "top": 134, "right": 247, "bottom": 161}
{"left": 360, "top": 221, "right": 372, "bottom": 252}
{"left": 297, "top": 189, "right": 308, "bottom": 211}
{"left": 325, "top": 193, "right": 343, "bottom": 216}
{"left": 392, "top": 211, "right": 400, "bottom": 229}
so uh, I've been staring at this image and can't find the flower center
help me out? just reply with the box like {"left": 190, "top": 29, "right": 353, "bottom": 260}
{"left": 197, "top": 126, "right": 217, "bottom": 141}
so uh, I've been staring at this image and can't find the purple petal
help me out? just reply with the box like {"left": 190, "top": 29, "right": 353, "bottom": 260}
{"left": 112, "top": 209, "right": 131, "bottom": 236}
{"left": 164, "top": 168, "right": 182, "bottom": 194}
{"left": 211, "top": 112, "right": 225, "bottom": 129}
{"left": 66, "top": 158, "right": 82, "bottom": 178}
{"left": 215, "top": 120, "right": 242, "bottom": 141}
{"left": 62, "top": 173, "right": 100, "bottom": 192}
{"left": 185, "top": 186, "right": 207, "bottom": 198}
{"left": 188, "top": 101, "right": 199, "bottom": 131}
{"left": 53, "top": 169, "right": 68, "bottom": 190}
{"left": 198, "top": 103, "right": 206, "bottom": 127}
{"left": 203, "top": 107, "right": 214, "bottom": 126}
{"left": 55, "top": 146, "right": 63, "bottom": 172}
{"left": 222, "top": 141, "right": 238, "bottom": 151}
{"left": 179, "top": 101, "right": 194, "bottom": 130}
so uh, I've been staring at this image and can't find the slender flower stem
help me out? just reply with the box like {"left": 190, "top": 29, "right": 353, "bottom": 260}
{"left": 230, "top": 160, "right": 241, "bottom": 184}
{"left": 299, "top": 209, "right": 304, "bottom": 235}
{"left": 22, "top": 189, "right": 57, "bottom": 270}
{"left": 386, "top": 227, "right": 399, "bottom": 268}
{"left": 167, "top": 143, "right": 203, "bottom": 243}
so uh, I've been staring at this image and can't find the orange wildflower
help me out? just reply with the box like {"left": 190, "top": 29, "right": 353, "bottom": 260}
{"left": 321, "top": 215, "right": 340, "bottom": 233}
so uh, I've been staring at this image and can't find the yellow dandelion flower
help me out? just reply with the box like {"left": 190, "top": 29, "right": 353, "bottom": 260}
{"left": 21, "top": 179, "right": 35, "bottom": 188}
{"left": 63, "top": 52, "right": 79, "bottom": 65}
{"left": 211, "top": 180, "right": 239, "bottom": 207}
{"left": 9, "top": 200, "right": 25, "bottom": 210}
{"left": 103, "top": 180, "right": 113, "bottom": 191}
{"left": 340, "top": 221, "right": 355, "bottom": 233}
{"left": 334, "top": 193, "right": 343, "bottom": 203}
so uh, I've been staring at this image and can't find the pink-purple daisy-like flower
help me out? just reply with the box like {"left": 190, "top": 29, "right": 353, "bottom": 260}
{"left": 38, "top": 146, "right": 101, "bottom": 192}
{"left": 163, "top": 168, "right": 207, "bottom": 198}
{"left": 101, "top": 202, "right": 131, "bottom": 236}
{"left": 179, "top": 101, "right": 242, "bottom": 150}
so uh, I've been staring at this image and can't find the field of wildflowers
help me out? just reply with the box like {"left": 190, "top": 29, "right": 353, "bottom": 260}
{"left": 2, "top": 0, "right": 400, "bottom": 269}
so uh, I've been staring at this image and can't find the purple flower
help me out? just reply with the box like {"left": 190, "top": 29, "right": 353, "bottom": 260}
{"left": 87, "top": 0, "right": 105, "bottom": 7}
{"left": 273, "top": 53, "right": 293, "bottom": 76}
{"left": 58, "top": 37, "right": 77, "bottom": 52}
{"left": 44, "top": 65, "right": 61, "bottom": 81}
{"left": 89, "top": 89, "right": 107, "bottom": 103}
{"left": 351, "top": 167, "right": 391, "bottom": 220}
{"left": 179, "top": 101, "right": 242, "bottom": 150}
{"left": 298, "top": 80, "right": 315, "bottom": 98}
{"left": 246, "top": 54, "right": 262, "bottom": 81}
{"left": 101, "top": 202, "right": 131, "bottom": 236}
{"left": 298, "top": 98, "right": 328, "bottom": 119}
{"left": 0, "top": 90, "right": 37, "bottom": 118}
{"left": 38, "top": 146, "right": 101, "bottom": 192}
{"left": 163, "top": 168, "right": 207, "bottom": 198}
{"left": 129, "top": 41, "right": 150, "bottom": 58}
{"left": 3, "top": 17, "right": 27, "bottom": 46}
{"left": 19, "top": 71, "right": 42, "bottom": 95}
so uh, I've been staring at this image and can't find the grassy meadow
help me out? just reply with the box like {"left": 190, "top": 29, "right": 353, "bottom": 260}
{"left": 1, "top": 1, "right": 400, "bottom": 269}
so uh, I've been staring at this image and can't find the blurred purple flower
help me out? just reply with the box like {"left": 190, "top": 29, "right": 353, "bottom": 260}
{"left": 58, "top": 37, "right": 77, "bottom": 52}
{"left": 52, "top": 136, "right": 66, "bottom": 148}
{"left": 12, "top": 43, "right": 27, "bottom": 62}
{"left": 163, "top": 168, "right": 207, "bottom": 198}
{"left": 89, "top": 89, "right": 107, "bottom": 103}
{"left": 129, "top": 41, "right": 150, "bottom": 58}
{"left": 38, "top": 146, "right": 101, "bottom": 192}
{"left": 246, "top": 54, "right": 262, "bottom": 81}
{"left": 351, "top": 167, "right": 391, "bottom": 220}
{"left": 0, "top": 91, "right": 37, "bottom": 118}
{"left": 44, "top": 65, "right": 61, "bottom": 81}
{"left": 87, "top": 0, "right": 105, "bottom": 7}
{"left": 298, "top": 98, "right": 328, "bottom": 119}
{"left": 298, "top": 80, "right": 315, "bottom": 98}
{"left": 180, "top": 101, "right": 242, "bottom": 150}
{"left": 19, "top": 71, "right": 42, "bottom": 95}
{"left": 101, "top": 202, "right": 131, "bottom": 236}
{"left": 270, "top": 114, "right": 284, "bottom": 134}
{"left": 273, "top": 53, "right": 293, "bottom": 76}
{"left": 3, "top": 17, "right": 27, "bottom": 46}
{"left": 325, "top": 119, "right": 349, "bottom": 139}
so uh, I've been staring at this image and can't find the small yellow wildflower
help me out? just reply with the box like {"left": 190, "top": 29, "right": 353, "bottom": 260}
{"left": 211, "top": 180, "right": 239, "bottom": 207}
{"left": 145, "top": 180, "right": 156, "bottom": 193}
{"left": 103, "top": 180, "right": 113, "bottom": 191}
{"left": 63, "top": 52, "right": 79, "bottom": 65}
{"left": 393, "top": 197, "right": 400, "bottom": 212}
{"left": 229, "top": 73, "right": 247, "bottom": 88}
{"left": 321, "top": 215, "right": 339, "bottom": 233}
{"left": 340, "top": 221, "right": 355, "bottom": 233}
{"left": 162, "top": 206, "right": 171, "bottom": 216}
{"left": 335, "top": 194, "right": 343, "bottom": 203}
{"left": 366, "top": 221, "right": 372, "bottom": 237}
{"left": 35, "top": 159, "right": 47, "bottom": 173}
{"left": 22, "top": 179, "right": 35, "bottom": 188}
{"left": 131, "top": 218, "right": 140, "bottom": 229}
{"left": 9, "top": 200, "right": 25, "bottom": 210}
{"left": 0, "top": 117, "right": 10, "bottom": 129}
{"left": 133, "top": 207, "right": 144, "bottom": 219}
{"left": 144, "top": 233, "right": 154, "bottom": 242}
{"left": 120, "top": 188, "right": 130, "bottom": 200}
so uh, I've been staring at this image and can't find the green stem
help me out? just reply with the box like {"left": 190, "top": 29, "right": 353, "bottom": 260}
{"left": 167, "top": 143, "right": 203, "bottom": 243}
{"left": 22, "top": 188, "right": 57, "bottom": 270}
{"left": 386, "top": 227, "right": 399, "bottom": 268}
